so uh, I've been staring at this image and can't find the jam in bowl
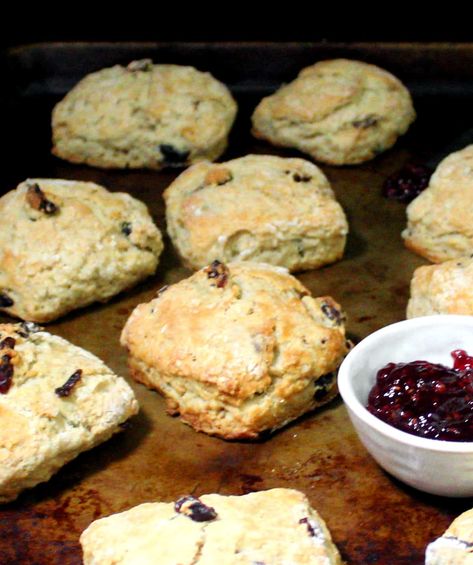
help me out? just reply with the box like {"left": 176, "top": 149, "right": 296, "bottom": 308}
{"left": 338, "top": 316, "right": 473, "bottom": 497}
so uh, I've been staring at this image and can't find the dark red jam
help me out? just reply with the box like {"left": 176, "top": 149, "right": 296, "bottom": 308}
{"left": 382, "top": 163, "right": 432, "bottom": 203}
{"left": 367, "top": 350, "right": 473, "bottom": 441}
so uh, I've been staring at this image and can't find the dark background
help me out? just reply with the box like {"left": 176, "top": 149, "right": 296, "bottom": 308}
{"left": 1, "top": 10, "right": 472, "bottom": 50}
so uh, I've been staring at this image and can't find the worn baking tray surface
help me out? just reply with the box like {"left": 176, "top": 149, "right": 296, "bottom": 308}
{"left": 1, "top": 42, "right": 473, "bottom": 564}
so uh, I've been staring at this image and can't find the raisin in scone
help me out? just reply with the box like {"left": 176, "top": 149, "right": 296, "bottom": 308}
{"left": 252, "top": 59, "right": 415, "bottom": 165}
{"left": 80, "top": 488, "right": 342, "bottom": 565}
{"left": 52, "top": 60, "right": 237, "bottom": 169}
{"left": 0, "top": 322, "right": 138, "bottom": 503}
{"left": 164, "top": 154, "right": 348, "bottom": 272}
{"left": 426, "top": 508, "right": 473, "bottom": 564}
{"left": 403, "top": 145, "right": 473, "bottom": 262}
{"left": 0, "top": 178, "right": 163, "bottom": 323}
{"left": 407, "top": 256, "right": 473, "bottom": 318}
{"left": 120, "top": 261, "right": 348, "bottom": 439}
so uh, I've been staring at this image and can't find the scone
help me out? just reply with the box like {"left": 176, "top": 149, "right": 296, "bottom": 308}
{"left": 407, "top": 256, "right": 473, "bottom": 318}
{"left": 164, "top": 154, "right": 348, "bottom": 272}
{"left": 0, "top": 322, "right": 138, "bottom": 503}
{"left": 0, "top": 178, "right": 163, "bottom": 323}
{"left": 403, "top": 145, "right": 473, "bottom": 262}
{"left": 120, "top": 261, "right": 348, "bottom": 439}
{"left": 252, "top": 58, "right": 415, "bottom": 165}
{"left": 52, "top": 60, "right": 237, "bottom": 169}
{"left": 426, "top": 508, "right": 473, "bottom": 564}
{"left": 80, "top": 488, "right": 342, "bottom": 565}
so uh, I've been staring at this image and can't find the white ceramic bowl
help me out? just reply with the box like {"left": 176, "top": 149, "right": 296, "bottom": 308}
{"left": 338, "top": 315, "right": 473, "bottom": 497}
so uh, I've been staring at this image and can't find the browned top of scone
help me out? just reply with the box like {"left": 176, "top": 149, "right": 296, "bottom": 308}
{"left": 121, "top": 262, "right": 347, "bottom": 403}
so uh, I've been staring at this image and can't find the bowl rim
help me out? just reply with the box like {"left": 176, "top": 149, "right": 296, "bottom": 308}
{"left": 338, "top": 314, "right": 473, "bottom": 453}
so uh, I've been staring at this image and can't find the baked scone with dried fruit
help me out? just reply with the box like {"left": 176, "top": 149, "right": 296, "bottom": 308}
{"left": 120, "top": 261, "right": 348, "bottom": 439}
{"left": 403, "top": 145, "right": 473, "bottom": 263}
{"left": 252, "top": 58, "right": 415, "bottom": 165}
{"left": 52, "top": 59, "right": 237, "bottom": 169}
{"left": 80, "top": 488, "right": 342, "bottom": 565}
{"left": 0, "top": 322, "right": 138, "bottom": 503}
{"left": 407, "top": 256, "right": 473, "bottom": 318}
{"left": 0, "top": 178, "right": 163, "bottom": 323}
{"left": 164, "top": 154, "right": 348, "bottom": 272}
{"left": 426, "top": 507, "right": 473, "bottom": 564}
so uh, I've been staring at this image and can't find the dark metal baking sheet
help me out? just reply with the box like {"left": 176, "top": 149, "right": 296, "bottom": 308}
{"left": 1, "top": 42, "right": 473, "bottom": 565}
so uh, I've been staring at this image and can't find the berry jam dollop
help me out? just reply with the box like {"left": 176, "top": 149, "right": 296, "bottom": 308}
{"left": 382, "top": 163, "right": 432, "bottom": 203}
{"left": 367, "top": 350, "right": 473, "bottom": 441}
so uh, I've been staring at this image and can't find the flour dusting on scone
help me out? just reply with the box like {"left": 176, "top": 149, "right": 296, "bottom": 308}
{"left": 426, "top": 508, "right": 473, "bottom": 564}
{"left": 52, "top": 60, "right": 237, "bottom": 169}
{"left": 80, "top": 488, "right": 343, "bottom": 564}
{"left": 164, "top": 154, "right": 348, "bottom": 272}
{"left": 0, "top": 178, "right": 163, "bottom": 322}
{"left": 0, "top": 323, "right": 138, "bottom": 503}
{"left": 403, "top": 145, "right": 473, "bottom": 263}
{"left": 252, "top": 59, "right": 415, "bottom": 165}
{"left": 120, "top": 261, "right": 348, "bottom": 439}
{"left": 407, "top": 256, "right": 473, "bottom": 318}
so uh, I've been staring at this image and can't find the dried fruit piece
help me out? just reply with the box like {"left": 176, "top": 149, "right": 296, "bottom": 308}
{"left": 26, "top": 183, "right": 58, "bottom": 215}
{"left": 0, "top": 338, "right": 15, "bottom": 394}
{"left": 321, "top": 301, "right": 344, "bottom": 325}
{"left": 383, "top": 162, "right": 432, "bottom": 203}
{"left": 204, "top": 167, "right": 233, "bottom": 186}
{"left": 0, "top": 337, "right": 16, "bottom": 350}
{"left": 314, "top": 372, "right": 336, "bottom": 401}
{"left": 0, "top": 292, "right": 14, "bottom": 308}
{"left": 293, "top": 172, "right": 312, "bottom": 183}
{"left": 174, "top": 495, "right": 218, "bottom": 522}
{"left": 204, "top": 260, "right": 229, "bottom": 288}
{"left": 121, "top": 221, "right": 132, "bottom": 236}
{"left": 16, "top": 322, "right": 41, "bottom": 338}
{"left": 299, "top": 517, "right": 324, "bottom": 539}
{"left": 126, "top": 59, "right": 153, "bottom": 72}
{"left": 160, "top": 144, "right": 190, "bottom": 164}
{"left": 55, "top": 369, "right": 83, "bottom": 398}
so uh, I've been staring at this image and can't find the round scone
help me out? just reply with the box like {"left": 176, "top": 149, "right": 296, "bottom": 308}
{"left": 426, "top": 507, "right": 473, "bottom": 564}
{"left": 52, "top": 60, "right": 237, "bottom": 169}
{"left": 80, "top": 488, "right": 342, "bottom": 565}
{"left": 252, "top": 58, "right": 415, "bottom": 165}
{"left": 0, "top": 179, "right": 163, "bottom": 323}
{"left": 403, "top": 145, "right": 473, "bottom": 262}
{"left": 407, "top": 256, "right": 473, "bottom": 318}
{"left": 120, "top": 261, "right": 348, "bottom": 439}
{"left": 0, "top": 322, "right": 138, "bottom": 503}
{"left": 164, "top": 154, "right": 348, "bottom": 272}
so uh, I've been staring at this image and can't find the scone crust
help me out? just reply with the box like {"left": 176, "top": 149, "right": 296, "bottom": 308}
{"left": 52, "top": 62, "right": 237, "bottom": 169}
{"left": 0, "top": 323, "right": 138, "bottom": 503}
{"left": 121, "top": 261, "right": 347, "bottom": 439}
{"left": 80, "top": 488, "right": 342, "bottom": 565}
{"left": 0, "top": 178, "right": 163, "bottom": 322}
{"left": 407, "top": 256, "right": 473, "bottom": 318}
{"left": 252, "top": 58, "right": 415, "bottom": 165}
{"left": 164, "top": 154, "right": 348, "bottom": 272}
{"left": 426, "top": 508, "right": 473, "bottom": 564}
{"left": 403, "top": 145, "right": 473, "bottom": 263}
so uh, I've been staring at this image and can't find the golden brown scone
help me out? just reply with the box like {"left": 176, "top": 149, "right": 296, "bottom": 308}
{"left": 52, "top": 60, "right": 237, "bottom": 169}
{"left": 120, "top": 261, "right": 348, "bottom": 439}
{"left": 164, "top": 154, "right": 348, "bottom": 272}
{"left": 403, "top": 145, "right": 473, "bottom": 263}
{"left": 0, "top": 322, "right": 138, "bottom": 503}
{"left": 252, "top": 59, "right": 415, "bottom": 165}
{"left": 0, "top": 178, "right": 163, "bottom": 323}
{"left": 80, "top": 488, "right": 343, "bottom": 565}
{"left": 407, "top": 256, "right": 473, "bottom": 318}
{"left": 426, "top": 508, "right": 473, "bottom": 564}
